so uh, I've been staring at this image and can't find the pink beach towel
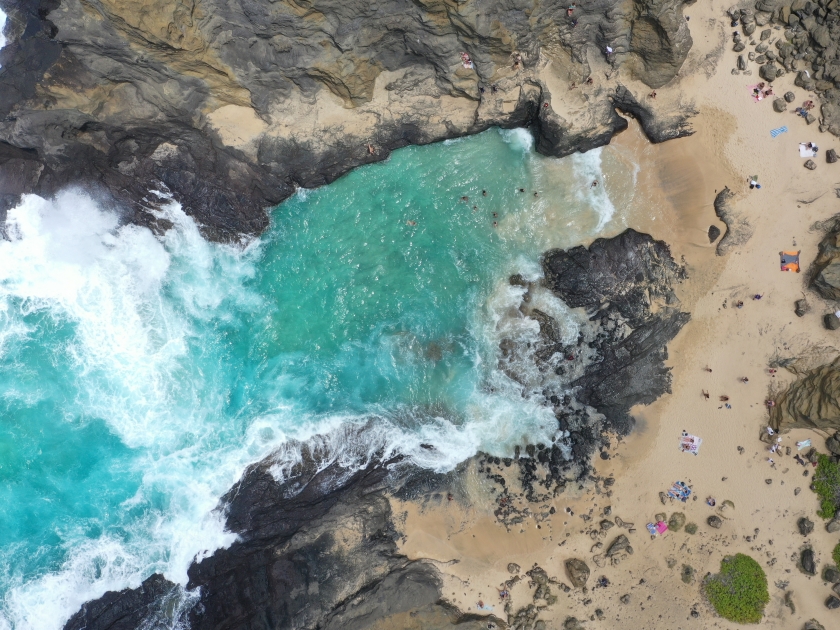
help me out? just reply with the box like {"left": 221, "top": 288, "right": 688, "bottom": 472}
{"left": 655, "top": 521, "right": 668, "bottom": 534}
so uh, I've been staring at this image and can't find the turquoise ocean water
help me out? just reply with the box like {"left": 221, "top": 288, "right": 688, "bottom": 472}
{"left": 0, "top": 128, "right": 640, "bottom": 628}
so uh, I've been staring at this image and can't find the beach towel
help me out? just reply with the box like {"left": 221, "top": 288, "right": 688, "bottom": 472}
{"left": 770, "top": 126, "right": 788, "bottom": 138}
{"left": 667, "top": 480, "right": 692, "bottom": 502}
{"left": 646, "top": 523, "right": 658, "bottom": 535}
{"left": 655, "top": 521, "right": 668, "bottom": 534}
{"left": 797, "top": 439, "right": 812, "bottom": 450}
{"left": 748, "top": 84, "right": 764, "bottom": 102}
{"left": 780, "top": 250, "right": 801, "bottom": 272}
{"left": 679, "top": 431, "right": 702, "bottom": 455}
{"left": 799, "top": 143, "right": 818, "bottom": 157}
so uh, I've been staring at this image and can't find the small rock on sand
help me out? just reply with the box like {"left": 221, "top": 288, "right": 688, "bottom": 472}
{"left": 708, "top": 225, "right": 721, "bottom": 243}
{"left": 804, "top": 620, "right": 826, "bottom": 630}
{"left": 508, "top": 562, "right": 520, "bottom": 574}
{"left": 828, "top": 149, "right": 838, "bottom": 164}
{"left": 826, "top": 595, "right": 840, "bottom": 609}
{"left": 798, "top": 517, "right": 814, "bottom": 535}
{"left": 794, "top": 299, "right": 809, "bottom": 317}
{"left": 565, "top": 558, "right": 590, "bottom": 588}
{"left": 784, "top": 91, "right": 796, "bottom": 103}
{"left": 606, "top": 535, "right": 631, "bottom": 557}
{"left": 707, "top": 515, "right": 723, "bottom": 529}
{"left": 805, "top": 159, "right": 817, "bottom": 170}
{"left": 824, "top": 314, "right": 840, "bottom": 330}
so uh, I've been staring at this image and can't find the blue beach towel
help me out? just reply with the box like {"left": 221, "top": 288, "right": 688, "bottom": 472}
{"left": 770, "top": 126, "right": 788, "bottom": 138}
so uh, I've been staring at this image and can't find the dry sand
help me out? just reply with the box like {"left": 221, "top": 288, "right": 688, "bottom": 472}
{"left": 392, "top": 1, "right": 840, "bottom": 628}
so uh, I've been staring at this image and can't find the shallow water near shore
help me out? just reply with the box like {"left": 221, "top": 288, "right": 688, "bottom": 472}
{"left": 0, "top": 128, "right": 653, "bottom": 628}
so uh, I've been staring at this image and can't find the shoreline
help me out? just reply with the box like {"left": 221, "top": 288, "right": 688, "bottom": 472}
{"left": 16, "top": 0, "right": 840, "bottom": 628}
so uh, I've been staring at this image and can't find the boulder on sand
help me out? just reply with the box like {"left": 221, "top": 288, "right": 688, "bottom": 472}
{"left": 804, "top": 620, "right": 826, "bottom": 630}
{"left": 828, "top": 149, "right": 838, "bottom": 164}
{"left": 824, "top": 565, "right": 840, "bottom": 583}
{"left": 607, "top": 534, "right": 631, "bottom": 557}
{"left": 565, "top": 558, "right": 590, "bottom": 588}
{"left": 826, "top": 595, "right": 840, "bottom": 609}
{"left": 805, "top": 159, "right": 817, "bottom": 170}
{"left": 798, "top": 517, "right": 814, "bottom": 535}
{"left": 707, "top": 515, "right": 723, "bottom": 529}
{"left": 794, "top": 299, "right": 809, "bottom": 317}
{"left": 774, "top": 98, "right": 787, "bottom": 112}
{"left": 760, "top": 63, "right": 778, "bottom": 81}
{"left": 824, "top": 313, "right": 840, "bottom": 330}
{"left": 827, "top": 516, "right": 840, "bottom": 533}
{"left": 801, "top": 548, "right": 816, "bottom": 575}
{"left": 827, "top": 432, "right": 840, "bottom": 456}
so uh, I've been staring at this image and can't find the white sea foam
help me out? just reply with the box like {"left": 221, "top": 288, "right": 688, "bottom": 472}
{"left": 499, "top": 127, "right": 535, "bottom": 153}
{"left": 0, "top": 193, "right": 255, "bottom": 629}
{"left": 570, "top": 148, "right": 617, "bottom": 230}
{"left": 0, "top": 9, "right": 7, "bottom": 54}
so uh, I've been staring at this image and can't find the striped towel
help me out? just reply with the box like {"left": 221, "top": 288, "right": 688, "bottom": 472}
{"left": 770, "top": 125, "right": 788, "bottom": 138}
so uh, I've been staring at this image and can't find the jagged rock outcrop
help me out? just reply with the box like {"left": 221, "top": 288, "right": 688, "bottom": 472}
{"left": 541, "top": 229, "right": 689, "bottom": 432}
{"left": 771, "top": 357, "right": 840, "bottom": 431}
{"left": 714, "top": 186, "right": 753, "bottom": 256}
{"left": 810, "top": 216, "right": 840, "bottom": 300}
{"left": 0, "top": 0, "right": 697, "bottom": 239}
{"left": 64, "top": 447, "right": 501, "bottom": 630}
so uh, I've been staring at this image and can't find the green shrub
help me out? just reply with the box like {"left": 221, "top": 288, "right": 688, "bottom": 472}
{"left": 704, "top": 554, "right": 769, "bottom": 624}
{"left": 834, "top": 542, "right": 840, "bottom": 568}
{"left": 813, "top": 454, "right": 840, "bottom": 519}
{"left": 684, "top": 522, "right": 698, "bottom": 535}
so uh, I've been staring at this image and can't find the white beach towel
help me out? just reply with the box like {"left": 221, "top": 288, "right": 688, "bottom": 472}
{"left": 800, "top": 143, "right": 818, "bottom": 157}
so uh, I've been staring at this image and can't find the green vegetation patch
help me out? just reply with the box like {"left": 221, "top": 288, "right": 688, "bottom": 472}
{"left": 813, "top": 454, "right": 840, "bottom": 519}
{"left": 684, "top": 522, "right": 698, "bottom": 535}
{"left": 834, "top": 542, "right": 840, "bottom": 568}
{"left": 704, "top": 553, "right": 769, "bottom": 624}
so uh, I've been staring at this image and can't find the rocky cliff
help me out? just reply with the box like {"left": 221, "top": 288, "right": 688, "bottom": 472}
{"left": 771, "top": 357, "right": 840, "bottom": 431}
{"left": 1, "top": 0, "right": 695, "bottom": 239}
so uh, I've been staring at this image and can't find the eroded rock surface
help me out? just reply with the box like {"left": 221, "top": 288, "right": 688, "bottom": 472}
{"left": 64, "top": 447, "right": 501, "bottom": 630}
{"left": 771, "top": 357, "right": 840, "bottom": 431}
{"left": 0, "top": 0, "right": 697, "bottom": 238}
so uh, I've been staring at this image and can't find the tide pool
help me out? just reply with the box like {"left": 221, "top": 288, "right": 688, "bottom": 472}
{"left": 0, "top": 128, "right": 635, "bottom": 629}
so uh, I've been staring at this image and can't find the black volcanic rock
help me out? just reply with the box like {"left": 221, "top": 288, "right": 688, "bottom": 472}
{"left": 64, "top": 448, "right": 501, "bottom": 630}
{"left": 0, "top": 0, "right": 696, "bottom": 239}
{"left": 63, "top": 574, "right": 180, "bottom": 630}
{"left": 541, "top": 229, "right": 689, "bottom": 432}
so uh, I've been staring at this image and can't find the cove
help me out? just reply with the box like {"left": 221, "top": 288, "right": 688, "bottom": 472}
{"left": 0, "top": 128, "right": 631, "bottom": 629}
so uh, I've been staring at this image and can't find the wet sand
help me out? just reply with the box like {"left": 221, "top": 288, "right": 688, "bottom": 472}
{"left": 392, "top": 0, "right": 840, "bottom": 627}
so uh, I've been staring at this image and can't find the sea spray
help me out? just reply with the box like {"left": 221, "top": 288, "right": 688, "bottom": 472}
{"left": 0, "top": 128, "right": 636, "bottom": 629}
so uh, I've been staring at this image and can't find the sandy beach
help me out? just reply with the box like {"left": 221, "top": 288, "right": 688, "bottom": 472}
{"left": 392, "top": 2, "right": 840, "bottom": 628}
